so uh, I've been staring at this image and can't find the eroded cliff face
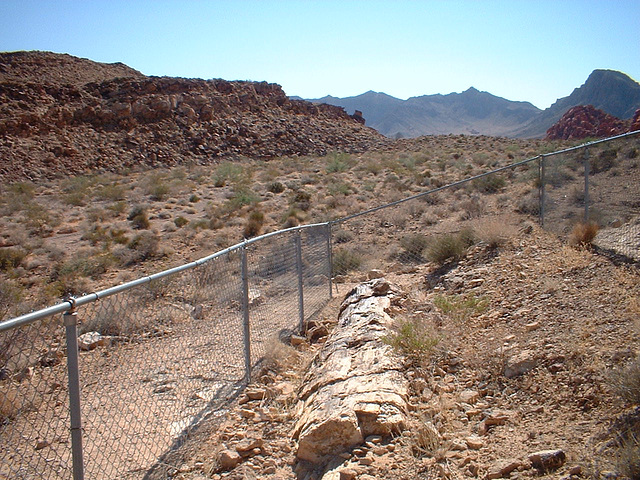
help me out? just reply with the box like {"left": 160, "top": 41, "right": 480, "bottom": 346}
{"left": 0, "top": 52, "right": 386, "bottom": 181}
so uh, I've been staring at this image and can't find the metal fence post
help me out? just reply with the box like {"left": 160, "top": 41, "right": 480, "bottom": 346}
{"left": 295, "top": 230, "right": 305, "bottom": 333}
{"left": 584, "top": 147, "right": 590, "bottom": 223}
{"left": 63, "top": 306, "right": 85, "bottom": 480}
{"left": 327, "top": 223, "right": 333, "bottom": 298}
{"left": 240, "top": 244, "right": 251, "bottom": 384}
{"left": 539, "top": 155, "right": 546, "bottom": 227}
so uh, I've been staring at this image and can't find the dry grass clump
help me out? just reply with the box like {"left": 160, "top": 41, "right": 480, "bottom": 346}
{"left": 243, "top": 210, "right": 265, "bottom": 238}
{"left": 473, "top": 217, "right": 518, "bottom": 248}
{"left": 613, "top": 358, "right": 640, "bottom": 406}
{"left": 569, "top": 221, "right": 600, "bottom": 248}
{"left": 426, "top": 228, "right": 476, "bottom": 265}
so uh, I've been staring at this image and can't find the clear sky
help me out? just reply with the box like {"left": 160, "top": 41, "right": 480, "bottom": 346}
{"left": 1, "top": 0, "right": 638, "bottom": 110}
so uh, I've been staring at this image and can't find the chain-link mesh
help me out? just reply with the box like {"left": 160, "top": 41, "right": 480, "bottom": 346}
{"left": 542, "top": 133, "right": 640, "bottom": 262}
{"left": 2, "top": 133, "right": 640, "bottom": 479}
{"left": 1, "top": 321, "right": 70, "bottom": 480}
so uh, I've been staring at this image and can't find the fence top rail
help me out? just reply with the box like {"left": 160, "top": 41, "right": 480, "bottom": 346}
{"left": 0, "top": 222, "right": 329, "bottom": 333}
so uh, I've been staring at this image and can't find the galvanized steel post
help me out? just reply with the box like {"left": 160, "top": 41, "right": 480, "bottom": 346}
{"left": 539, "top": 155, "right": 546, "bottom": 227}
{"left": 63, "top": 307, "right": 85, "bottom": 480}
{"left": 240, "top": 244, "right": 251, "bottom": 384}
{"left": 584, "top": 147, "right": 590, "bottom": 223}
{"left": 327, "top": 223, "right": 333, "bottom": 298}
{"left": 295, "top": 230, "right": 305, "bottom": 333}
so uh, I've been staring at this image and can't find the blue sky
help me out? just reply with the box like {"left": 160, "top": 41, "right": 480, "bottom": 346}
{"left": 1, "top": 0, "right": 638, "bottom": 109}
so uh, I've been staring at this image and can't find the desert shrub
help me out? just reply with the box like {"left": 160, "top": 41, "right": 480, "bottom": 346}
{"left": 268, "top": 181, "right": 286, "bottom": 194}
{"left": 474, "top": 218, "right": 517, "bottom": 248}
{"left": 617, "top": 435, "right": 640, "bottom": 480}
{"left": 328, "top": 181, "right": 353, "bottom": 197}
{"left": 591, "top": 148, "right": 618, "bottom": 174}
{"left": 115, "top": 232, "right": 160, "bottom": 266}
{"left": 326, "top": 152, "right": 352, "bottom": 173}
{"left": 460, "top": 195, "right": 486, "bottom": 220}
{"left": 0, "top": 248, "right": 27, "bottom": 272}
{"left": 128, "top": 205, "right": 150, "bottom": 229}
{"left": 95, "top": 183, "right": 126, "bottom": 201}
{"left": 282, "top": 215, "right": 300, "bottom": 228}
{"left": 426, "top": 228, "right": 476, "bottom": 264}
{"left": 291, "top": 190, "right": 312, "bottom": 212}
{"left": 108, "top": 201, "right": 128, "bottom": 216}
{"left": 23, "top": 203, "right": 60, "bottom": 234}
{"left": 0, "top": 279, "right": 23, "bottom": 321}
{"left": 613, "top": 358, "right": 640, "bottom": 406}
{"left": 54, "top": 254, "right": 112, "bottom": 280}
{"left": 333, "top": 229, "right": 354, "bottom": 244}
{"left": 627, "top": 148, "right": 638, "bottom": 159}
{"left": 244, "top": 210, "right": 265, "bottom": 238}
{"left": 174, "top": 216, "right": 189, "bottom": 228}
{"left": 213, "top": 162, "right": 244, "bottom": 187}
{"left": 433, "top": 293, "right": 488, "bottom": 322}
{"left": 516, "top": 192, "right": 540, "bottom": 216}
{"left": 332, "top": 248, "right": 362, "bottom": 276}
{"left": 569, "top": 221, "right": 599, "bottom": 248}
{"left": 383, "top": 316, "right": 440, "bottom": 366}
{"left": 399, "top": 234, "right": 430, "bottom": 261}
{"left": 472, "top": 173, "right": 506, "bottom": 193}
{"left": 189, "top": 194, "right": 200, "bottom": 203}
{"left": 63, "top": 191, "right": 87, "bottom": 206}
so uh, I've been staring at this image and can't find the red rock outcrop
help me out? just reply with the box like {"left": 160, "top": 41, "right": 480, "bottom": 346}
{"left": 545, "top": 105, "right": 632, "bottom": 140}
{"left": 0, "top": 52, "right": 385, "bottom": 182}
{"left": 631, "top": 108, "right": 640, "bottom": 133}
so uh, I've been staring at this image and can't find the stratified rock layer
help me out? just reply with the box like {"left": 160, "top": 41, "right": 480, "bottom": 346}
{"left": 293, "top": 279, "right": 408, "bottom": 464}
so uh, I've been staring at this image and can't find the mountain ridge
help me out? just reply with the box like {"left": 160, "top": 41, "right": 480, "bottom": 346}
{"left": 305, "top": 69, "right": 640, "bottom": 139}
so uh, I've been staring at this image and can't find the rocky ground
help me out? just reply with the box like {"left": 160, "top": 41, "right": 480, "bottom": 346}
{"left": 161, "top": 222, "right": 640, "bottom": 480}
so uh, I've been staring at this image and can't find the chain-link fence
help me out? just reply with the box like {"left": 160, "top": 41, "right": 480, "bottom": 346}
{"left": 541, "top": 132, "right": 640, "bottom": 261}
{"left": 0, "top": 224, "right": 331, "bottom": 480}
{"left": 2, "top": 131, "right": 639, "bottom": 480}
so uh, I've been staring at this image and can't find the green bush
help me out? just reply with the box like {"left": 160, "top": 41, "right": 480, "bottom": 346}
{"left": 383, "top": 317, "right": 440, "bottom": 366}
{"left": 591, "top": 148, "right": 618, "bottom": 174}
{"left": 326, "top": 152, "right": 352, "bottom": 173}
{"left": 213, "top": 162, "right": 244, "bottom": 187}
{"left": 433, "top": 293, "right": 488, "bottom": 322}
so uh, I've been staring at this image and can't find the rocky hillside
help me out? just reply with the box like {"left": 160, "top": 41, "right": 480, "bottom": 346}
{"left": 545, "top": 105, "right": 633, "bottom": 140}
{"left": 0, "top": 51, "right": 386, "bottom": 182}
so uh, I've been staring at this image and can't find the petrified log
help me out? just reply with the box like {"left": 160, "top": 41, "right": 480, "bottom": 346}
{"left": 292, "top": 278, "right": 408, "bottom": 464}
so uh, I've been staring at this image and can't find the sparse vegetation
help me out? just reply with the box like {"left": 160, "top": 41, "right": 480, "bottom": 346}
{"left": 332, "top": 248, "right": 362, "bottom": 276}
{"left": 569, "top": 221, "right": 599, "bottom": 248}
{"left": 426, "top": 228, "right": 476, "bottom": 264}
{"left": 383, "top": 316, "right": 440, "bottom": 366}
{"left": 433, "top": 293, "right": 488, "bottom": 322}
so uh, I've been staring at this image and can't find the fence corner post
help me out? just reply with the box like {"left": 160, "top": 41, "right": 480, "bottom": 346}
{"left": 63, "top": 305, "right": 85, "bottom": 480}
{"left": 327, "top": 223, "right": 333, "bottom": 299}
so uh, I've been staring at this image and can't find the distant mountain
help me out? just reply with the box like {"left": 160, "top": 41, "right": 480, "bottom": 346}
{"left": 513, "top": 69, "right": 640, "bottom": 138}
{"left": 305, "top": 69, "right": 640, "bottom": 139}
{"left": 307, "top": 88, "right": 541, "bottom": 138}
